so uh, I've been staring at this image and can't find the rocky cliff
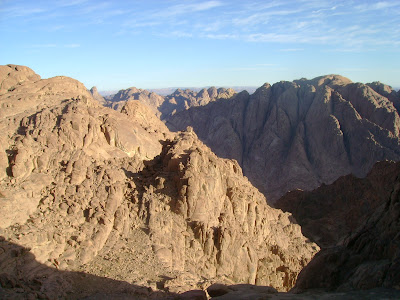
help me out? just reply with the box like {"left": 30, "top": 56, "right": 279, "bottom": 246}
{"left": 276, "top": 160, "right": 400, "bottom": 248}
{"left": 280, "top": 161, "right": 400, "bottom": 292}
{"left": 89, "top": 86, "right": 106, "bottom": 105}
{"left": 167, "top": 75, "right": 400, "bottom": 202}
{"left": 107, "top": 86, "right": 236, "bottom": 120}
{"left": 0, "top": 65, "right": 317, "bottom": 298}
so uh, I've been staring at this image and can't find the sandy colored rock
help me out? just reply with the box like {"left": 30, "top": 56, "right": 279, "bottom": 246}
{"left": 90, "top": 86, "right": 106, "bottom": 105}
{"left": 0, "top": 64, "right": 41, "bottom": 95}
{"left": 105, "top": 85, "right": 236, "bottom": 120}
{"left": 0, "top": 65, "right": 318, "bottom": 298}
{"left": 167, "top": 75, "right": 400, "bottom": 203}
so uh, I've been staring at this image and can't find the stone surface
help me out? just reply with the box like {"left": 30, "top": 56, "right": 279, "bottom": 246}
{"left": 90, "top": 86, "right": 106, "bottom": 105}
{"left": 106, "top": 86, "right": 236, "bottom": 120}
{"left": 0, "top": 65, "right": 317, "bottom": 297}
{"left": 283, "top": 161, "right": 400, "bottom": 291}
{"left": 167, "top": 75, "right": 400, "bottom": 203}
{"left": 0, "top": 64, "right": 41, "bottom": 95}
{"left": 367, "top": 81, "right": 400, "bottom": 112}
{"left": 276, "top": 160, "right": 400, "bottom": 248}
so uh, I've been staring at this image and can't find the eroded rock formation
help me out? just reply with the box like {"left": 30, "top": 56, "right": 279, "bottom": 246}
{"left": 286, "top": 161, "right": 400, "bottom": 291}
{"left": 89, "top": 86, "right": 106, "bottom": 105}
{"left": 0, "top": 65, "right": 317, "bottom": 298}
{"left": 106, "top": 86, "right": 236, "bottom": 120}
{"left": 167, "top": 75, "right": 400, "bottom": 202}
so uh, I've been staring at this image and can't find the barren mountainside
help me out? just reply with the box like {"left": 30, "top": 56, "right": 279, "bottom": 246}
{"left": 105, "top": 86, "right": 236, "bottom": 120}
{"left": 167, "top": 75, "right": 400, "bottom": 202}
{"left": 0, "top": 65, "right": 318, "bottom": 298}
{"left": 278, "top": 161, "right": 400, "bottom": 292}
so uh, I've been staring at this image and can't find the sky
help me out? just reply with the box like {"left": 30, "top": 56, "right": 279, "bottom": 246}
{"left": 1, "top": 0, "right": 399, "bottom": 91}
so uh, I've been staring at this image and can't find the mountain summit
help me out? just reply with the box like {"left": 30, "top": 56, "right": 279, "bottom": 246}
{"left": 167, "top": 75, "right": 400, "bottom": 202}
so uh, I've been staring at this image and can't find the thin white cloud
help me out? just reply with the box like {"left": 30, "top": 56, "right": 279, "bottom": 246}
{"left": 64, "top": 44, "right": 80, "bottom": 48}
{"left": 356, "top": 1, "right": 400, "bottom": 11}
{"left": 280, "top": 48, "right": 304, "bottom": 52}
{"left": 28, "top": 44, "right": 57, "bottom": 48}
{"left": 153, "top": 1, "right": 224, "bottom": 18}
{"left": 2, "top": 6, "right": 47, "bottom": 18}
{"left": 57, "top": 0, "right": 89, "bottom": 7}
{"left": 202, "top": 33, "right": 238, "bottom": 40}
{"left": 159, "top": 31, "right": 193, "bottom": 38}
{"left": 255, "top": 63, "right": 277, "bottom": 66}
{"left": 233, "top": 9, "right": 302, "bottom": 26}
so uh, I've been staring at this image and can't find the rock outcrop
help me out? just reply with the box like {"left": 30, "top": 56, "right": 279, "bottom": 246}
{"left": 285, "top": 161, "right": 400, "bottom": 291}
{"left": 106, "top": 86, "right": 236, "bottom": 120}
{"left": 276, "top": 161, "right": 400, "bottom": 248}
{"left": 109, "top": 86, "right": 164, "bottom": 117}
{"left": 367, "top": 81, "right": 400, "bottom": 112}
{"left": 167, "top": 75, "right": 400, "bottom": 202}
{"left": 0, "top": 65, "right": 318, "bottom": 298}
{"left": 89, "top": 86, "right": 106, "bottom": 105}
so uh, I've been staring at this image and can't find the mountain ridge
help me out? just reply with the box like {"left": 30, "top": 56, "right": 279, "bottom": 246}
{"left": 166, "top": 74, "right": 400, "bottom": 202}
{"left": 0, "top": 64, "right": 318, "bottom": 298}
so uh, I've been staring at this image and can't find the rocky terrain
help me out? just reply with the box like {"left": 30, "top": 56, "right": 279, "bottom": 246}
{"left": 276, "top": 161, "right": 400, "bottom": 292}
{"left": 167, "top": 75, "right": 400, "bottom": 202}
{"left": 0, "top": 65, "right": 318, "bottom": 298}
{"left": 1, "top": 64, "right": 400, "bottom": 299}
{"left": 89, "top": 86, "right": 106, "bottom": 106}
{"left": 105, "top": 86, "right": 236, "bottom": 120}
{"left": 276, "top": 161, "right": 400, "bottom": 248}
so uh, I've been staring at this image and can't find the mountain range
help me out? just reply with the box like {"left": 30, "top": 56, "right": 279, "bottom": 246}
{"left": 1, "top": 64, "right": 400, "bottom": 299}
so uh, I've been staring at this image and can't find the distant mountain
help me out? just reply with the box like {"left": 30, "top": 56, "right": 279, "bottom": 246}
{"left": 167, "top": 75, "right": 400, "bottom": 203}
{"left": 105, "top": 86, "right": 237, "bottom": 120}
{"left": 89, "top": 86, "right": 106, "bottom": 105}
{"left": 148, "top": 86, "right": 259, "bottom": 96}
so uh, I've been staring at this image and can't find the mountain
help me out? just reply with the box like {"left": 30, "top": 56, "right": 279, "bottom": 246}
{"left": 276, "top": 161, "right": 400, "bottom": 292}
{"left": 148, "top": 86, "right": 259, "bottom": 96}
{"left": 166, "top": 75, "right": 400, "bottom": 203}
{"left": 0, "top": 65, "right": 317, "bottom": 298}
{"left": 276, "top": 160, "right": 399, "bottom": 248}
{"left": 106, "top": 86, "right": 236, "bottom": 120}
{"left": 89, "top": 86, "right": 106, "bottom": 105}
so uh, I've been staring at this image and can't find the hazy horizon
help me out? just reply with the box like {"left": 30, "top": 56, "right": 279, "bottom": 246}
{"left": 1, "top": 0, "right": 399, "bottom": 90}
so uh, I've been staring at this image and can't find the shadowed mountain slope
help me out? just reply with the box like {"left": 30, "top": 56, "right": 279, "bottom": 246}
{"left": 167, "top": 75, "right": 400, "bottom": 203}
{"left": 275, "top": 161, "right": 400, "bottom": 292}
{"left": 106, "top": 86, "right": 236, "bottom": 120}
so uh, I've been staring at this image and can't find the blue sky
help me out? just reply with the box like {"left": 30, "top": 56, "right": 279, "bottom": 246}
{"left": 1, "top": 0, "right": 399, "bottom": 90}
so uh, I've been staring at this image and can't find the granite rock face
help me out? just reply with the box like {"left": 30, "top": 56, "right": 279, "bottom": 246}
{"left": 276, "top": 161, "right": 400, "bottom": 248}
{"left": 288, "top": 161, "right": 400, "bottom": 291}
{"left": 367, "top": 81, "right": 400, "bottom": 112}
{"left": 134, "top": 130, "right": 318, "bottom": 292}
{"left": 0, "top": 65, "right": 317, "bottom": 297}
{"left": 106, "top": 86, "right": 236, "bottom": 120}
{"left": 167, "top": 75, "right": 400, "bottom": 202}
{"left": 89, "top": 86, "right": 106, "bottom": 105}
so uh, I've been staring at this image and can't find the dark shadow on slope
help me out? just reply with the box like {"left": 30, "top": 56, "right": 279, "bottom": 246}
{"left": 0, "top": 237, "right": 181, "bottom": 299}
{"left": 275, "top": 161, "right": 400, "bottom": 248}
{"left": 282, "top": 161, "right": 400, "bottom": 292}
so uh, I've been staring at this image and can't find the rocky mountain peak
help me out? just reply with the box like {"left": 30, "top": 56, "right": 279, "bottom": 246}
{"left": 207, "top": 86, "right": 218, "bottom": 98}
{"left": 90, "top": 86, "right": 106, "bottom": 105}
{"left": 0, "top": 64, "right": 41, "bottom": 95}
{"left": 167, "top": 74, "right": 400, "bottom": 202}
{"left": 311, "top": 74, "right": 352, "bottom": 87}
